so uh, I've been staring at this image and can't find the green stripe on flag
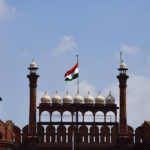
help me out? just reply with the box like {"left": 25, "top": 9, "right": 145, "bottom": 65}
{"left": 65, "top": 73, "right": 79, "bottom": 81}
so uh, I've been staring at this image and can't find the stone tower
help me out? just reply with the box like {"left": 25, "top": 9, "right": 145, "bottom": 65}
{"left": 27, "top": 60, "right": 39, "bottom": 136}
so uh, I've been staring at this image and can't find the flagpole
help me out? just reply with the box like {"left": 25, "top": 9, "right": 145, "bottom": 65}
{"left": 76, "top": 54, "right": 79, "bottom": 94}
{"left": 76, "top": 54, "right": 79, "bottom": 144}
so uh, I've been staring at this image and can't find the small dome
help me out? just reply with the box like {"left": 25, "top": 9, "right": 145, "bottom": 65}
{"left": 105, "top": 92, "right": 115, "bottom": 104}
{"left": 120, "top": 62, "right": 127, "bottom": 69}
{"left": 52, "top": 91, "right": 61, "bottom": 104}
{"left": 29, "top": 60, "right": 37, "bottom": 69}
{"left": 95, "top": 92, "right": 105, "bottom": 104}
{"left": 73, "top": 93, "right": 83, "bottom": 104}
{"left": 63, "top": 92, "right": 72, "bottom": 104}
{"left": 41, "top": 91, "right": 51, "bottom": 103}
{"left": 84, "top": 92, "right": 94, "bottom": 104}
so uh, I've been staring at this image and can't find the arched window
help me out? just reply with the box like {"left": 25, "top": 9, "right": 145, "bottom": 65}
{"left": 73, "top": 111, "right": 83, "bottom": 122}
{"left": 95, "top": 111, "right": 104, "bottom": 122}
{"left": 101, "top": 125, "right": 110, "bottom": 144}
{"left": 52, "top": 111, "right": 61, "bottom": 122}
{"left": 62, "top": 111, "right": 72, "bottom": 122}
{"left": 41, "top": 111, "right": 50, "bottom": 122}
{"left": 106, "top": 111, "right": 115, "bottom": 122}
{"left": 84, "top": 111, "right": 94, "bottom": 122}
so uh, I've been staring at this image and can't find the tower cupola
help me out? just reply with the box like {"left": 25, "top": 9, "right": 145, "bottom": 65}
{"left": 28, "top": 60, "right": 39, "bottom": 73}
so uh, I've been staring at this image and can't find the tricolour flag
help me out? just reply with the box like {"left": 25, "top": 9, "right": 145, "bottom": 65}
{"left": 64, "top": 63, "right": 79, "bottom": 81}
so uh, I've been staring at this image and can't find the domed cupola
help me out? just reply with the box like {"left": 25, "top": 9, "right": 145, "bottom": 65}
{"left": 52, "top": 91, "right": 61, "bottom": 104}
{"left": 41, "top": 91, "right": 51, "bottom": 103}
{"left": 29, "top": 60, "right": 37, "bottom": 69}
{"left": 73, "top": 92, "right": 83, "bottom": 104}
{"left": 120, "top": 62, "right": 127, "bottom": 69}
{"left": 63, "top": 91, "right": 72, "bottom": 104}
{"left": 105, "top": 92, "right": 115, "bottom": 104}
{"left": 95, "top": 92, "right": 105, "bottom": 104}
{"left": 84, "top": 92, "right": 94, "bottom": 104}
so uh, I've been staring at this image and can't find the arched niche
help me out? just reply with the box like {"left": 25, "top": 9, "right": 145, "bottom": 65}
{"left": 62, "top": 111, "right": 72, "bottom": 122}
{"left": 111, "top": 125, "right": 118, "bottom": 144}
{"left": 100, "top": 125, "right": 110, "bottom": 144}
{"left": 52, "top": 111, "right": 61, "bottom": 122}
{"left": 68, "top": 126, "right": 77, "bottom": 143}
{"left": 41, "top": 111, "right": 50, "bottom": 122}
{"left": 106, "top": 111, "right": 115, "bottom": 122}
{"left": 90, "top": 126, "right": 99, "bottom": 143}
{"left": 46, "top": 125, "right": 55, "bottom": 143}
{"left": 95, "top": 111, "right": 104, "bottom": 122}
{"left": 73, "top": 111, "right": 83, "bottom": 122}
{"left": 84, "top": 111, "right": 94, "bottom": 122}
{"left": 79, "top": 126, "right": 88, "bottom": 143}
{"left": 57, "top": 125, "right": 66, "bottom": 143}
{"left": 37, "top": 125, "right": 44, "bottom": 143}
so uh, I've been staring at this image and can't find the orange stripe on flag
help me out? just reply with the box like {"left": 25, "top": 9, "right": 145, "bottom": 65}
{"left": 64, "top": 63, "right": 78, "bottom": 77}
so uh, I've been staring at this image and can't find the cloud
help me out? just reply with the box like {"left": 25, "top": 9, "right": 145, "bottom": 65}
{"left": 0, "top": 0, "right": 16, "bottom": 20}
{"left": 102, "top": 74, "right": 150, "bottom": 129}
{"left": 121, "top": 44, "right": 139, "bottom": 54}
{"left": 53, "top": 35, "right": 78, "bottom": 55}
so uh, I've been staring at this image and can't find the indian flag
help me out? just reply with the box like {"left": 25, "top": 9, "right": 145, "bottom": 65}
{"left": 64, "top": 63, "right": 79, "bottom": 81}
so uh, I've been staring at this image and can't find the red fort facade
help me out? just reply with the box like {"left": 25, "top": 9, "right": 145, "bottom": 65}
{"left": 0, "top": 61, "right": 150, "bottom": 150}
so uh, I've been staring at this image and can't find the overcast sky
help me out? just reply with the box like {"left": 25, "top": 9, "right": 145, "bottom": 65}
{"left": 0, "top": 0, "right": 150, "bottom": 129}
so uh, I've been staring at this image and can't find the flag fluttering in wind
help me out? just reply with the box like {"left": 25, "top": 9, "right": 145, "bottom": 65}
{"left": 64, "top": 63, "right": 79, "bottom": 81}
